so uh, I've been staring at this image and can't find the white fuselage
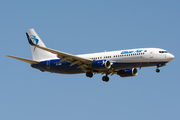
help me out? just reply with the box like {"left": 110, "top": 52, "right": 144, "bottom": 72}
{"left": 31, "top": 47, "right": 174, "bottom": 75}
{"left": 77, "top": 48, "right": 174, "bottom": 64}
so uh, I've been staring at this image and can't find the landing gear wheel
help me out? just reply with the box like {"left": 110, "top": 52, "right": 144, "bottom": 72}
{"left": 156, "top": 69, "right": 160, "bottom": 73}
{"left": 86, "top": 72, "right": 93, "bottom": 78}
{"left": 102, "top": 76, "right": 109, "bottom": 82}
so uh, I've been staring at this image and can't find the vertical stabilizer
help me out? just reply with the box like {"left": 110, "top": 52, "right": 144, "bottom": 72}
{"left": 27, "top": 29, "right": 57, "bottom": 61}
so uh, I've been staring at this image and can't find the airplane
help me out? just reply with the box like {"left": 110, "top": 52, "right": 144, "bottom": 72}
{"left": 7, "top": 29, "right": 174, "bottom": 82}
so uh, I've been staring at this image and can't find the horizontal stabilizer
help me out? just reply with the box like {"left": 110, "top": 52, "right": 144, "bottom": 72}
{"left": 7, "top": 55, "right": 40, "bottom": 64}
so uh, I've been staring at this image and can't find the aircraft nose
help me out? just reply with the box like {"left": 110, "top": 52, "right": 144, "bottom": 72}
{"left": 167, "top": 53, "right": 174, "bottom": 61}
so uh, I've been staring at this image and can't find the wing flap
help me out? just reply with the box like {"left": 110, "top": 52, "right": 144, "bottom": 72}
{"left": 7, "top": 55, "right": 40, "bottom": 64}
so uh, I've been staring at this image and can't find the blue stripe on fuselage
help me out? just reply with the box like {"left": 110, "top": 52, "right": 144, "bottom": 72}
{"left": 31, "top": 59, "right": 167, "bottom": 74}
{"left": 31, "top": 59, "right": 84, "bottom": 74}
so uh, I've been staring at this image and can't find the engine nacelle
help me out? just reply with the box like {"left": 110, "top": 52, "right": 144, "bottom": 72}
{"left": 117, "top": 68, "right": 138, "bottom": 77}
{"left": 92, "top": 60, "right": 112, "bottom": 70}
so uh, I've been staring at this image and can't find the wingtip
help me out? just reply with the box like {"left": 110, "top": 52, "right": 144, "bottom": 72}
{"left": 7, "top": 55, "right": 15, "bottom": 58}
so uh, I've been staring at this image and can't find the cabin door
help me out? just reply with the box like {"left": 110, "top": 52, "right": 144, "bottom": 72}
{"left": 150, "top": 50, "right": 153, "bottom": 58}
{"left": 46, "top": 60, "right": 50, "bottom": 69}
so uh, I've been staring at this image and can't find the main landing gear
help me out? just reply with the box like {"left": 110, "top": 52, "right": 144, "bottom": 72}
{"left": 102, "top": 76, "right": 109, "bottom": 82}
{"left": 86, "top": 72, "right": 110, "bottom": 82}
{"left": 86, "top": 72, "right": 93, "bottom": 78}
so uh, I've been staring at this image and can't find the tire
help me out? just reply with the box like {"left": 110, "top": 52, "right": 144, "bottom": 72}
{"left": 156, "top": 69, "right": 160, "bottom": 73}
{"left": 86, "top": 72, "right": 93, "bottom": 78}
{"left": 102, "top": 76, "right": 109, "bottom": 82}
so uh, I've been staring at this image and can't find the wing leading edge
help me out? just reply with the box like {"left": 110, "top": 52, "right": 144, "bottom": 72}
{"left": 27, "top": 32, "right": 93, "bottom": 70}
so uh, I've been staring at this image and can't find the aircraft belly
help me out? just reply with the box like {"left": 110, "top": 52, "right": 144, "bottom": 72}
{"left": 113, "top": 62, "right": 167, "bottom": 70}
{"left": 52, "top": 64, "right": 84, "bottom": 74}
{"left": 31, "top": 60, "right": 84, "bottom": 74}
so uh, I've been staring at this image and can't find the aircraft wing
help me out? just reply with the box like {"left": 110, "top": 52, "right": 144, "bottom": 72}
{"left": 7, "top": 55, "right": 40, "bottom": 64}
{"left": 34, "top": 44, "right": 93, "bottom": 70}
{"left": 27, "top": 35, "right": 92, "bottom": 69}
{"left": 26, "top": 33, "right": 93, "bottom": 70}
{"left": 35, "top": 44, "right": 92, "bottom": 62}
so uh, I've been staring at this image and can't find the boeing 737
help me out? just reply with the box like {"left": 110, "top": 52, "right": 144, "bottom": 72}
{"left": 7, "top": 29, "right": 174, "bottom": 82}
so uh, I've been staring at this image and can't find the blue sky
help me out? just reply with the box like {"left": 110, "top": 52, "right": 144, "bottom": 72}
{"left": 1, "top": 0, "right": 180, "bottom": 120}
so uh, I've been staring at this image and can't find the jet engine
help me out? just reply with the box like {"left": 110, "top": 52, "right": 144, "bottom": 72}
{"left": 117, "top": 68, "right": 138, "bottom": 77}
{"left": 92, "top": 60, "right": 112, "bottom": 70}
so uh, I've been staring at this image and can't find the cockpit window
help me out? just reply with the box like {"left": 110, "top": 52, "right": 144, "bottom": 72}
{"left": 159, "top": 51, "right": 168, "bottom": 53}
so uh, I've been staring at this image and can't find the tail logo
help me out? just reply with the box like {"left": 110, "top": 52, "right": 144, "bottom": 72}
{"left": 31, "top": 35, "right": 39, "bottom": 51}
{"left": 31, "top": 35, "right": 39, "bottom": 45}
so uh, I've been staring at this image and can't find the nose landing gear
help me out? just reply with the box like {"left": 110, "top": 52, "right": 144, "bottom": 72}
{"left": 156, "top": 63, "right": 166, "bottom": 73}
{"left": 156, "top": 68, "right": 160, "bottom": 73}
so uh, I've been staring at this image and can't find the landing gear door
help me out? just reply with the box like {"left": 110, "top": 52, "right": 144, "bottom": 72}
{"left": 150, "top": 50, "right": 153, "bottom": 58}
